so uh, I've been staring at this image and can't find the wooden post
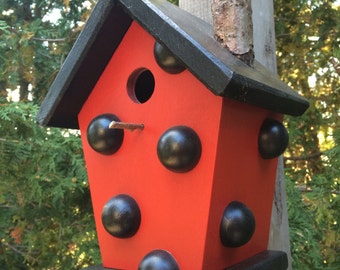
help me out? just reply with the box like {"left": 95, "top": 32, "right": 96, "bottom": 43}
{"left": 179, "top": 0, "right": 213, "bottom": 25}
{"left": 179, "top": 1, "right": 292, "bottom": 269}
{"left": 251, "top": 2, "right": 292, "bottom": 268}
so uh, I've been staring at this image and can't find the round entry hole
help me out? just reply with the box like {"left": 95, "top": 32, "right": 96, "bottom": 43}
{"left": 127, "top": 68, "right": 155, "bottom": 103}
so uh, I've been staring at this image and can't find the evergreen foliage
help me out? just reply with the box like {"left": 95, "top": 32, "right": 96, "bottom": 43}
{"left": 0, "top": 0, "right": 339, "bottom": 269}
{"left": 0, "top": 100, "right": 100, "bottom": 269}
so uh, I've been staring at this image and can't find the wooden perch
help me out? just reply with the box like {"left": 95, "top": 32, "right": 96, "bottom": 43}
{"left": 109, "top": 120, "right": 144, "bottom": 131}
{"left": 211, "top": 0, "right": 254, "bottom": 66}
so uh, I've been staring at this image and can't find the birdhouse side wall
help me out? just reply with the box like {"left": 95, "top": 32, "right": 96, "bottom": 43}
{"left": 203, "top": 100, "right": 281, "bottom": 269}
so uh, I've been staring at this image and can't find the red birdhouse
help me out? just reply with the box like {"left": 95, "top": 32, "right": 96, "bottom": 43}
{"left": 37, "top": 0, "right": 309, "bottom": 269}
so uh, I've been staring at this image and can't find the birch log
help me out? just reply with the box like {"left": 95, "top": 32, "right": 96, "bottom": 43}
{"left": 179, "top": 0, "right": 292, "bottom": 269}
{"left": 211, "top": 0, "right": 254, "bottom": 66}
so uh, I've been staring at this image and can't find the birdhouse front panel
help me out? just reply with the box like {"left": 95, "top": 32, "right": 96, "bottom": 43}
{"left": 78, "top": 21, "right": 283, "bottom": 269}
{"left": 78, "top": 21, "right": 224, "bottom": 269}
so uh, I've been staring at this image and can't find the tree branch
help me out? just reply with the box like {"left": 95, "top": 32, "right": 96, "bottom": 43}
{"left": 295, "top": 185, "right": 340, "bottom": 195}
{"left": 329, "top": 57, "right": 340, "bottom": 76}
{"left": 7, "top": 27, "right": 66, "bottom": 43}
{"left": 295, "top": 185, "right": 313, "bottom": 192}
{"left": 0, "top": 137, "right": 21, "bottom": 143}
{"left": 284, "top": 151, "right": 324, "bottom": 161}
{"left": 1, "top": 242, "right": 38, "bottom": 264}
{"left": 32, "top": 37, "right": 66, "bottom": 42}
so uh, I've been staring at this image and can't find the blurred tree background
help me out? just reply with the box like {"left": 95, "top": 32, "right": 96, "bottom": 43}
{"left": 0, "top": 0, "right": 338, "bottom": 269}
{"left": 275, "top": 0, "right": 339, "bottom": 269}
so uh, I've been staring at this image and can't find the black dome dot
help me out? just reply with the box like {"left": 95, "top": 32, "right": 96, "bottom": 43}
{"left": 154, "top": 42, "right": 186, "bottom": 74}
{"left": 157, "top": 126, "right": 201, "bottom": 173}
{"left": 87, "top": 114, "right": 124, "bottom": 155}
{"left": 101, "top": 194, "right": 141, "bottom": 238}
{"left": 138, "top": 250, "right": 179, "bottom": 270}
{"left": 258, "top": 118, "right": 289, "bottom": 159}
{"left": 220, "top": 201, "right": 255, "bottom": 248}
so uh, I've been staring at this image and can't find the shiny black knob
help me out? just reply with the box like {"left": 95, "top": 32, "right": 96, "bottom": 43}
{"left": 220, "top": 201, "right": 255, "bottom": 248}
{"left": 154, "top": 42, "right": 186, "bottom": 74}
{"left": 138, "top": 250, "right": 179, "bottom": 270}
{"left": 87, "top": 114, "right": 124, "bottom": 155}
{"left": 157, "top": 126, "right": 202, "bottom": 173}
{"left": 101, "top": 194, "right": 141, "bottom": 238}
{"left": 258, "top": 118, "right": 289, "bottom": 159}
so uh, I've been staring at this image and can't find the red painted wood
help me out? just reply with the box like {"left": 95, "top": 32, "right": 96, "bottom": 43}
{"left": 203, "top": 99, "right": 280, "bottom": 268}
{"left": 78, "top": 21, "right": 280, "bottom": 269}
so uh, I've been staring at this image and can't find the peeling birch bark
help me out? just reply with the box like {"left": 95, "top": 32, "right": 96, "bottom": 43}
{"left": 211, "top": 0, "right": 254, "bottom": 66}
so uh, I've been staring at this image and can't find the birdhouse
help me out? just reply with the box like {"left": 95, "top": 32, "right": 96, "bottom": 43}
{"left": 37, "top": 0, "right": 309, "bottom": 269}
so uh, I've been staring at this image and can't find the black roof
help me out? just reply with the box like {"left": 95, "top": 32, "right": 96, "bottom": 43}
{"left": 37, "top": 0, "right": 309, "bottom": 129}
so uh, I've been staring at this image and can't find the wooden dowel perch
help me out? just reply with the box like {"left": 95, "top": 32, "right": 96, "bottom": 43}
{"left": 211, "top": 0, "right": 254, "bottom": 66}
{"left": 109, "top": 120, "right": 144, "bottom": 131}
